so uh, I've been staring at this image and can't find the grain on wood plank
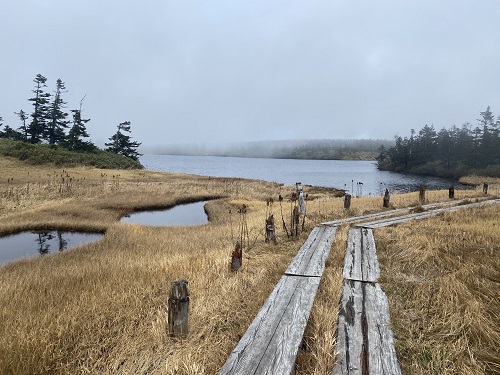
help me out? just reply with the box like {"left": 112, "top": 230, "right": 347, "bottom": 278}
{"left": 359, "top": 199, "right": 500, "bottom": 229}
{"left": 334, "top": 280, "right": 364, "bottom": 375}
{"left": 254, "top": 276, "right": 321, "bottom": 375}
{"left": 219, "top": 275, "right": 320, "bottom": 375}
{"left": 364, "top": 284, "right": 402, "bottom": 375}
{"left": 334, "top": 280, "right": 401, "bottom": 375}
{"left": 342, "top": 228, "right": 379, "bottom": 282}
{"left": 285, "top": 226, "right": 336, "bottom": 277}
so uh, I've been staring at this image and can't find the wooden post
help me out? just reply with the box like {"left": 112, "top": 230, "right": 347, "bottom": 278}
{"left": 483, "top": 183, "right": 488, "bottom": 195}
{"left": 419, "top": 186, "right": 426, "bottom": 204}
{"left": 383, "top": 188, "right": 390, "bottom": 208}
{"left": 296, "top": 182, "right": 306, "bottom": 215}
{"left": 231, "top": 241, "right": 242, "bottom": 272}
{"left": 265, "top": 215, "right": 277, "bottom": 244}
{"left": 292, "top": 206, "right": 300, "bottom": 236}
{"left": 168, "top": 279, "right": 189, "bottom": 337}
{"left": 449, "top": 185, "right": 455, "bottom": 199}
{"left": 344, "top": 194, "right": 351, "bottom": 210}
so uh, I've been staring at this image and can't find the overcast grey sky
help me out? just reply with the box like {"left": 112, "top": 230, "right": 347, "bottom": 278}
{"left": 1, "top": 1, "right": 499, "bottom": 148}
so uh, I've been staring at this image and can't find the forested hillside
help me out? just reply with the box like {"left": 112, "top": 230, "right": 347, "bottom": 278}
{"left": 377, "top": 107, "right": 500, "bottom": 178}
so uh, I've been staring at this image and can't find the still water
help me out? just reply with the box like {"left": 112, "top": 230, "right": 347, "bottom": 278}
{"left": 141, "top": 154, "right": 467, "bottom": 196}
{"left": 121, "top": 201, "right": 208, "bottom": 226}
{"left": 0, "top": 231, "right": 103, "bottom": 265}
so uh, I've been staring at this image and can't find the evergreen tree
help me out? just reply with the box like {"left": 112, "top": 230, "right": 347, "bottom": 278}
{"left": 28, "top": 74, "right": 51, "bottom": 143}
{"left": 27, "top": 74, "right": 51, "bottom": 143}
{"left": 14, "top": 109, "right": 29, "bottom": 141}
{"left": 45, "top": 79, "right": 69, "bottom": 144}
{"left": 0, "top": 125, "right": 23, "bottom": 140}
{"left": 105, "top": 121, "right": 142, "bottom": 161}
{"left": 64, "top": 98, "right": 95, "bottom": 151}
{"left": 0, "top": 116, "right": 23, "bottom": 140}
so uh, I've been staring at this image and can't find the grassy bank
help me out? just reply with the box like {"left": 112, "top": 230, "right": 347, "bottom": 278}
{"left": 0, "top": 156, "right": 499, "bottom": 374}
{"left": 376, "top": 204, "right": 500, "bottom": 374}
{"left": 0, "top": 138, "right": 143, "bottom": 169}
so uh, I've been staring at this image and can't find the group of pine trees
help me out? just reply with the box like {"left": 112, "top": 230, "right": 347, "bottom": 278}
{"left": 377, "top": 106, "right": 500, "bottom": 177}
{"left": 0, "top": 74, "right": 141, "bottom": 161}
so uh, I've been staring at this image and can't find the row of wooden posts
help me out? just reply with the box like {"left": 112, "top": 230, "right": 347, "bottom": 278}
{"left": 344, "top": 182, "right": 490, "bottom": 210}
{"left": 168, "top": 181, "right": 491, "bottom": 337}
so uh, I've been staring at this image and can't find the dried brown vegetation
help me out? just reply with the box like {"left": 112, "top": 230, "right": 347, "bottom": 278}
{"left": 376, "top": 205, "right": 500, "bottom": 374}
{"left": 1, "top": 155, "right": 498, "bottom": 374}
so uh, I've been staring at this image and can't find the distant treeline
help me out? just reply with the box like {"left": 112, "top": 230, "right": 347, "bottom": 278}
{"left": 271, "top": 139, "right": 392, "bottom": 160}
{"left": 377, "top": 106, "right": 500, "bottom": 178}
{"left": 149, "top": 139, "right": 393, "bottom": 160}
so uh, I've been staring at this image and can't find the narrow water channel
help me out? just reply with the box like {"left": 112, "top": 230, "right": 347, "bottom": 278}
{"left": 121, "top": 200, "right": 209, "bottom": 226}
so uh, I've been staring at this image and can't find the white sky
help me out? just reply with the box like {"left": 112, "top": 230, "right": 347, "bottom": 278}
{"left": 1, "top": 0, "right": 499, "bottom": 147}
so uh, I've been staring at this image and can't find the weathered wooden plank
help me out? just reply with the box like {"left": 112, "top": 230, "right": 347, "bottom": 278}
{"left": 285, "top": 225, "right": 337, "bottom": 277}
{"left": 342, "top": 228, "right": 379, "bottom": 282}
{"left": 321, "top": 198, "right": 475, "bottom": 227}
{"left": 254, "top": 276, "right": 321, "bottom": 374}
{"left": 359, "top": 198, "right": 500, "bottom": 229}
{"left": 219, "top": 275, "right": 320, "bottom": 375}
{"left": 333, "top": 280, "right": 401, "bottom": 375}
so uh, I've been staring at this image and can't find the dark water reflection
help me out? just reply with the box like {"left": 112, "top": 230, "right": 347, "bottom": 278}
{"left": 121, "top": 201, "right": 208, "bottom": 226}
{"left": 0, "top": 231, "right": 103, "bottom": 265}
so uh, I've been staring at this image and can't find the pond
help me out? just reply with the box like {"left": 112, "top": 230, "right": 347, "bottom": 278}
{"left": 121, "top": 201, "right": 209, "bottom": 226}
{"left": 0, "top": 231, "right": 103, "bottom": 265}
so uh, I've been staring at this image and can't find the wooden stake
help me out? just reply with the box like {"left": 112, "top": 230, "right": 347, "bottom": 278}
{"left": 344, "top": 194, "right": 351, "bottom": 210}
{"left": 168, "top": 279, "right": 189, "bottom": 337}
{"left": 449, "top": 185, "right": 455, "bottom": 199}
{"left": 419, "top": 186, "right": 426, "bottom": 204}
{"left": 265, "top": 215, "right": 277, "bottom": 244}
{"left": 231, "top": 241, "right": 242, "bottom": 272}
{"left": 483, "top": 183, "right": 488, "bottom": 195}
{"left": 383, "top": 189, "right": 390, "bottom": 208}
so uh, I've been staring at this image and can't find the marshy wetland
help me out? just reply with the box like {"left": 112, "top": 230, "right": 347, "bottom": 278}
{"left": 0, "top": 156, "right": 499, "bottom": 374}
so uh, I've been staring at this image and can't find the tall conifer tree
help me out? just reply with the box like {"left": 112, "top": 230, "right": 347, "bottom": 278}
{"left": 46, "top": 79, "right": 69, "bottom": 144}
{"left": 28, "top": 74, "right": 51, "bottom": 143}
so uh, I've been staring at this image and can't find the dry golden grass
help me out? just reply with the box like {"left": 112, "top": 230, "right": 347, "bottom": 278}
{"left": 1, "top": 155, "right": 498, "bottom": 374}
{"left": 0, "top": 156, "right": 344, "bottom": 374}
{"left": 376, "top": 204, "right": 500, "bottom": 375}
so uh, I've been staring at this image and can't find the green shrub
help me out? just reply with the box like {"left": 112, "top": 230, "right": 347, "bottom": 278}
{"left": 0, "top": 139, "right": 143, "bottom": 169}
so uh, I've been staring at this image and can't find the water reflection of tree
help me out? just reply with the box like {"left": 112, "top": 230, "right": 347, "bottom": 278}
{"left": 57, "top": 231, "right": 67, "bottom": 251}
{"left": 34, "top": 231, "right": 69, "bottom": 255}
{"left": 36, "top": 232, "right": 53, "bottom": 255}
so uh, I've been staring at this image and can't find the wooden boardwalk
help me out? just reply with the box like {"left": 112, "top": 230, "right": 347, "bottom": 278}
{"left": 334, "top": 228, "right": 401, "bottom": 375}
{"left": 219, "top": 225, "right": 336, "bottom": 375}
{"left": 356, "top": 198, "right": 500, "bottom": 229}
{"left": 219, "top": 198, "right": 500, "bottom": 374}
{"left": 334, "top": 198, "right": 500, "bottom": 374}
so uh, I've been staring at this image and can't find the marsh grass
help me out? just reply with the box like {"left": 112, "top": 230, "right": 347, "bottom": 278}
{"left": 1, "top": 156, "right": 498, "bottom": 374}
{"left": 376, "top": 205, "right": 500, "bottom": 374}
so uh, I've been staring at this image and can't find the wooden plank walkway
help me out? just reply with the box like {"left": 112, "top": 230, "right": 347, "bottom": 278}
{"left": 334, "top": 227, "right": 401, "bottom": 375}
{"left": 334, "top": 280, "right": 401, "bottom": 375}
{"left": 322, "top": 198, "right": 476, "bottom": 227}
{"left": 357, "top": 198, "right": 500, "bottom": 229}
{"left": 285, "top": 226, "right": 335, "bottom": 277}
{"left": 220, "top": 198, "right": 500, "bottom": 375}
{"left": 219, "top": 225, "right": 337, "bottom": 375}
{"left": 342, "top": 228, "right": 379, "bottom": 283}
{"left": 335, "top": 199, "right": 500, "bottom": 374}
